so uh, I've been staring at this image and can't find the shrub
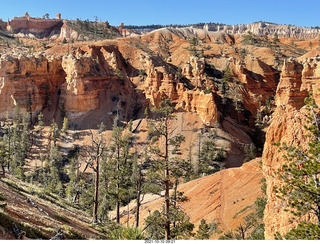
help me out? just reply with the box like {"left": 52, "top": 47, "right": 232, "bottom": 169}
{"left": 108, "top": 226, "right": 145, "bottom": 240}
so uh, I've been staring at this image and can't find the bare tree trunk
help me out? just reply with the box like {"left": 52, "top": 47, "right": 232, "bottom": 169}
{"left": 116, "top": 144, "right": 120, "bottom": 224}
{"left": 135, "top": 192, "right": 141, "bottom": 228}
{"left": 164, "top": 173, "right": 170, "bottom": 240}
{"left": 116, "top": 200, "right": 120, "bottom": 223}
{"left": 164, "top": 116, "right": 171, "bottom": 240}
{"left": 135, "top": 169, "right": 142, "bottom": 228}
{"left": 7, "top": 127, "right": 11, "bottom": 172}
{"left": 93, "top": 160, "right": 99, "bottom": 224}
{"left": 173, "top": 178, "right": 178, "bottom": 228}
{"left": 1, "top": 163, "right": 5, "bottom": 176}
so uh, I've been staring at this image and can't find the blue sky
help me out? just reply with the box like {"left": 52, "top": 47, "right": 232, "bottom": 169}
{"left": 1, "top": 0, "right": 319, "bottom": 27}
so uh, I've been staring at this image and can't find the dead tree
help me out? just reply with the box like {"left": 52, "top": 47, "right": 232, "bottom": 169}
{"left": 85, "top": 129, "right": 105, "bottom": 224}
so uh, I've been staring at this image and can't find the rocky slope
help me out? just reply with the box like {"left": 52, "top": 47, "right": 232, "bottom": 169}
{"left": 0, "top": 175, "right": 104, "bottom": 239}
{"left": 110, "top": 159, "right": 263, "bottom": 238}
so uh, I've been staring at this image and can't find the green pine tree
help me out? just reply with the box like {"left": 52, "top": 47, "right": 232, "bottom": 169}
{"left": 197, "top": 129, "right": 225, "bottom": 176}
{"left": 274, "top": 92, "right": 320, "bottom": 239}
{"left": 146, "top": 98, "right": 194, "bottom": 240}
{"left": 106, "top": 116, "right": 133, "bottom": 224}
{"left": 273, "top": 32, "right": 280, "bottom": 44}
{"left": 61, "top": 117, "right": 69, "bottom": 134}
{"left": 196, "top": 219, "right": 211, "bottom": 239}
{"left": 47, "top": 143, "right": 64, "bottom": 195}
{"left": 50, "top": 122, "right": 60, "bottom": 146}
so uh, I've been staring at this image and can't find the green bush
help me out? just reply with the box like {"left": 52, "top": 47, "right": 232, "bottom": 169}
{"left": 62, "top": 225, "right": 85, "bottom": 240}
{"left": 0, "top": 192, "right": 5, "bottom": 201}
{"left": 54, "top": 213, "right": 70, "bottom": 223}
{"left": 108, "top": 226, "right": 145, "bottom": 240}
{"left": 203, "top": 87, "right": 212, "bottom": 94}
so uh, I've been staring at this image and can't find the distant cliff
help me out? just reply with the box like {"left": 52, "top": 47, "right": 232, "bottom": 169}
{"left": 203, "top": 21, "right": 320, "bottom": 39}
{"left": 3, "top": 13, "right": 320, "bottom": 40}
{"left": 7, "top": 12, "right": 63, "bottom": 38}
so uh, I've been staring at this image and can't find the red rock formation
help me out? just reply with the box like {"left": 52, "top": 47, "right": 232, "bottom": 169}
{"left": 275, "top": 58, "right": 307, "bottom": 108}
{"left": 59, "top": 46, "right": 138, "bottom": 126}
{"left": 59, "top": 22, "right": 80, "bottom": 40}
{"left": 230, "top": 55, "right": 278, "bottom": 115}
{"left": 7, "top": 16, "right": 63, "bottom": 38}
{"left": 0, "top": 53, "right": 65, "bottom": 118}
{"left": 263, "top": 56, "right": 320, "bottom": 239}
{"left": 182, "top": 55, "right": 206, "bottom": 87}
{"left": 142, "top": 55, "right": 218, "bottom": 126}
{"left": 0, "top": 45, "right": 138, "bottom": 128}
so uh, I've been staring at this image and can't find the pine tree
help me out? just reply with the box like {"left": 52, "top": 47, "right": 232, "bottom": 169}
{"left": 145, "top": 206, "right": 194, "bottom": 240}
{"left": 198, "top": 129, "right": 225, "bottom": 176}
{"left": 220, "top": 66, "right": 232, "bottom": 105}
{"left": 35, "top": 112, "right": 45, "bottom": 165}
{"left": 146, "top": 98, "right": 194, "bottom": 240}
{"left": 8, "top": 111, "right": 31, "bottom": 178}
{"left": 273, "top": 32, "right": 280, "bottom": 44}
{"left": 0, "top": 139, "right": 9, "bottom": 176}
{"left": 131, "top": 153, "right": 144, "bottom": 228}
{"left": 47, "top": 143, "right": 63, "bottom": 195}
{"left": 27, "top": 92, "right": 32, "bottom": 127}
{"left": 20, "top": 115, "right": 30, "bottom": 159}
{"left": 243, "top": 143, "right": 256, "bottom": 162}
{"left": 189, "top": 36, "right": 200, "bottom": 57}
{"left": 98, "top": 138, "right": 111, "bottom": 222}
{"left": 107, "top": 117, "right": 133, "bottom": 224}
{"left": 66, "top": 158, "right": 81, "bottom": 203}
{"left": 196, "top": 219, "right": 210, "bottom": 239}
{"left": 147, "top": 98, "right": 175, "bottom": 240}
{"left": 229, "top": 82, "right": 244, "bottom": 123}
{"left": 131, "top": 145, "right": 161, "bottom": 228}
{"left": 50, "top": 122, "right": 60, "bottom": 146}
{"left": 274, "top": 92, "right": 320, "bottom": 239}
{"left": 61, "top": 117, "right": 69, "bottom": 135}
{"left": 222, "top": 66, "right": 232, "bottom": 83}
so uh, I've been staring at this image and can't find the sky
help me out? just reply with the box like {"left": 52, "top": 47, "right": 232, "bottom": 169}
{"left": 0, "top": 0, "right": 319, "bottom": 27}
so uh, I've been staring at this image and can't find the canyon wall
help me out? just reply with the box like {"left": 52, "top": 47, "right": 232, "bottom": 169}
{"left": 263, "top": 56, "right": 320, "bottom": 239}
{"left": 59, "top": 46, "right": 138, "bottom": 126}
{"left": 229, "top": 55, "right": 278, "bottom": 115}
{"left": 0, "top": 53, "right": 65, "bottom": 118}
{"left": 142, "top": 54, "right": 218, "bottom": 126}
{"left": 0, "top": 42, "right": 220, "bottom": 128}
{"left": 0, "top": 45, "right": 139, "bottom": 128}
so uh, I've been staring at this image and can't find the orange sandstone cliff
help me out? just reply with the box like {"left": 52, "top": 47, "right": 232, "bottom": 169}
{"left": 263, "top": 56, "right": 320, "bottom": 239}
